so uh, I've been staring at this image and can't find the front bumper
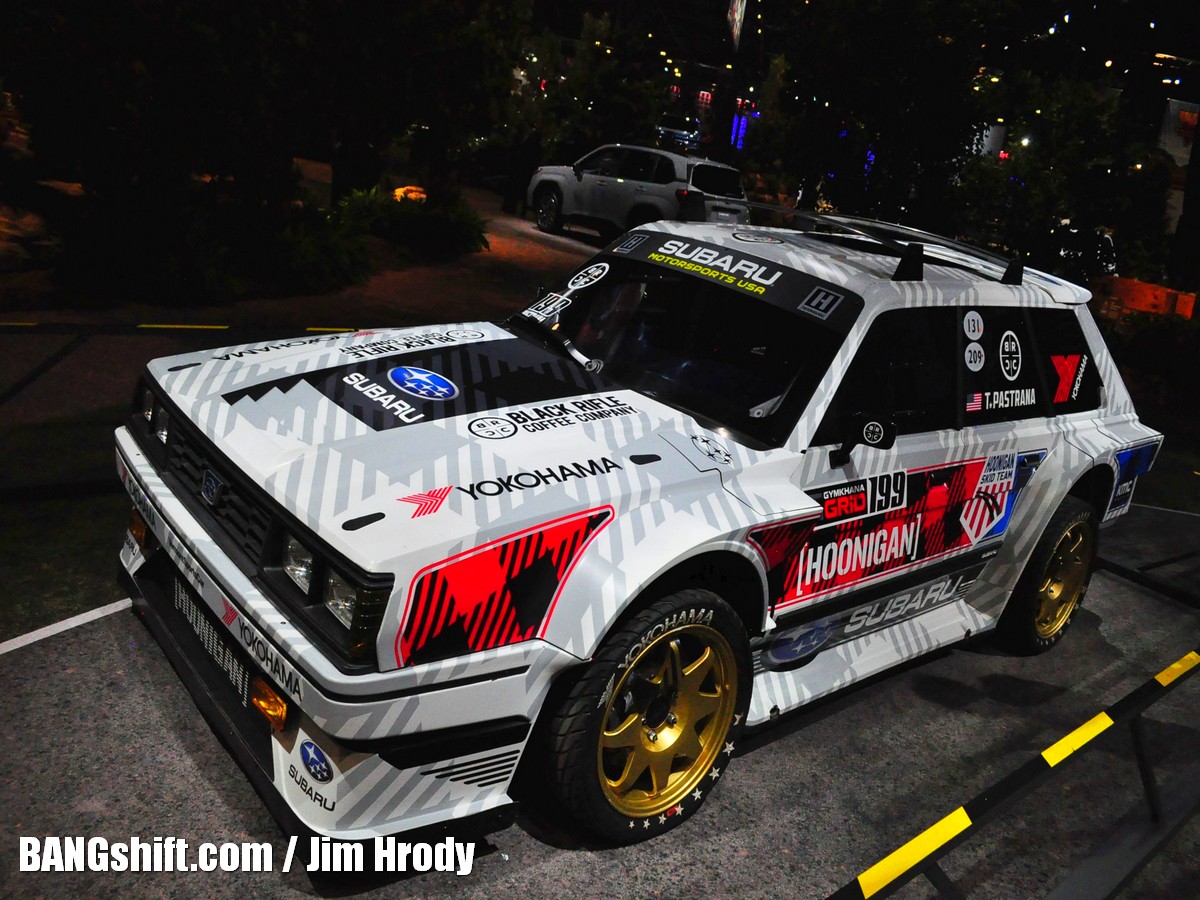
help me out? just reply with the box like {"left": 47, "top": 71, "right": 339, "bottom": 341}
{"left": 116, "top": 426, "right": 577, "bottom": 840}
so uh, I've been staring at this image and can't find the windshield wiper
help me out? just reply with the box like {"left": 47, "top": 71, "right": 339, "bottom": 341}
{"left": 503, "top": 314, "right": 594, "bottom": 370}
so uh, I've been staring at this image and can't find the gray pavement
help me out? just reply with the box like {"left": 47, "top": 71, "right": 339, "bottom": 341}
{"left": 0, "top": 562, "right": 1196, "bottom": 899}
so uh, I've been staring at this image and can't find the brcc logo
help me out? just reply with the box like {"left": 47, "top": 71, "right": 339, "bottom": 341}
{"left": 468, "top": 417, "right": 517, "bottom": 439}
{"left": 567, "top": 263, "right": 609, "bottom": 290}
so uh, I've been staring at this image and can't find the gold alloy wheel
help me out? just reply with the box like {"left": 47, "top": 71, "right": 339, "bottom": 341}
{"left": 1034, "top": 521, "right": 1094, "bottom": 639}
{"left": 597, "top": 623, "right": 738, "bottom": 817}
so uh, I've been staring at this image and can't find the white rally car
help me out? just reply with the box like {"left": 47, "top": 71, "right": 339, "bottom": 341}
{"left": 116, "top": 216, "right": 1161, "bottom": 844}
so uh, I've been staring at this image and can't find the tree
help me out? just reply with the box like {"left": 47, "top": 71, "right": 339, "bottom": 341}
{"left": 513, "top": 13, "right": 669, "bottom": 163}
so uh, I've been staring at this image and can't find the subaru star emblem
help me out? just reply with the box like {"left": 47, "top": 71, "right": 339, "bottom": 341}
{"left": 200, "top": 469, "right": 224, "bottom": 506}
{"left": 691, "top": 435, "right": 732, "bottom": 466}
{"left": 300, "top": 740, "right": 333, "bottom": 784}
{"left": 387, "top": 366, "right": 460, "bottom": 401}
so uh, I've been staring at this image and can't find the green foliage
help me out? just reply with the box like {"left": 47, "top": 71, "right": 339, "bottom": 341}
{"left": 511, "top": 14, "right": 669, "bottom": 162}
{"left": 949, "top": 75, "right": 1170, "bottom": 281}
{"left": 0, "top": 0, "right": 520, "bottom": 303}
{"left": 335, "top": 188, "right": 489, "bottom": 261}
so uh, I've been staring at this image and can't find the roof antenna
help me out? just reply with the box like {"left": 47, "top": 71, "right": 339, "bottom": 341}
{"left": 892, "top": 242, "right": 924, "bottom": 281}
{"left": 1001, "top": 255, "right": 1024, "bottom": 285}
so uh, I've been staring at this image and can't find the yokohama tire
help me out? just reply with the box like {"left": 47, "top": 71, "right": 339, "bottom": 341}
{"left": 548, "top": 590, "right": 752, "bottom": 843}
{"left": 998, "top": 495, "right": 1098, "bottom": 654}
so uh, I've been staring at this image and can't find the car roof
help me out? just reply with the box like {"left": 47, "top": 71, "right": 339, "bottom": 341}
{"left": 630, "top": 218, "right": 1091, "bottom": 307}
{"left": 594, "top": 144, "right": 740, "bottom": 172}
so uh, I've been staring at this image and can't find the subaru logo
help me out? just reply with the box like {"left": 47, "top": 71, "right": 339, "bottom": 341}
{"left": 766, "top": 623, "right": 833, "bottom": 668}
{"left": 200, "top": 469, "right": 224, "bottom": 506}
{"left": 387, "top": 366, "right": 460, "bottom": 401}
{"left": 300, "top": 740, "right": 333, "bottom": 784}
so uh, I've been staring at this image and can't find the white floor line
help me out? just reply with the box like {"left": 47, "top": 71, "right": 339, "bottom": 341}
{"left": 1131, "top": 502, "right": 1200, "bottom": 519}
{"left": 0, "top": 598, "right": 132, "bottom": 656}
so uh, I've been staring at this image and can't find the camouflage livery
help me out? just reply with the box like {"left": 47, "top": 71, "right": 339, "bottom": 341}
{"left": 116, "top": 218, "right": 1161, "bottom": 840}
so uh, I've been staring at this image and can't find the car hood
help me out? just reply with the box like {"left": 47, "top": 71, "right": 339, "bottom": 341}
{"left": 146, "top": 322, "right": 739, "bottom": 568}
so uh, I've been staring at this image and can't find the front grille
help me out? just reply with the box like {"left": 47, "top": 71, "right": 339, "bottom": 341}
{"left": 134, "top": 553, "right": 273, "bottom": 772}
{"left": 171, "top": 576, "right": 251, "bottom": 707}
{"left": 167, "top": 428, "right": 271, "bottom": 564}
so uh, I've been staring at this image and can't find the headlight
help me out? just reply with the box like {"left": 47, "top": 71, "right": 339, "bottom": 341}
{"left": 153, "top": 405, "right": 170, "bottom": 443}
{"left": 284, "top": 536, "right": 314, "bottom": 594}
{"left": 141, "top": 388, "right": 155, "bottom": 422}
{"left": 325, "top": 569, "right": 357, "bottom": 629}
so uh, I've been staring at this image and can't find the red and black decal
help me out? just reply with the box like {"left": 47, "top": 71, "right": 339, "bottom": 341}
{"left": 396, "top": 507, "right": 613, "bottom": 667}
{"left": 1050, "top": 354, "right": 1087, "bottom": 404}
{"left": 751, "top": 457, "right": 1004, "bottom": 611}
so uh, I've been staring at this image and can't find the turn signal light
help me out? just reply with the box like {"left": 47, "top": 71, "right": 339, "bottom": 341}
{"left": 129, "top": 508, "right": 148, "bottom": 549}
{"left": 250, "top": 677, "right": 288, "bottom": 731}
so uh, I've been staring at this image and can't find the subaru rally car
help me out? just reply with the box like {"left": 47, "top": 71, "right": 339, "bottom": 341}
{"left": 116, "top": 215, "right": 1161, "bottom": 844}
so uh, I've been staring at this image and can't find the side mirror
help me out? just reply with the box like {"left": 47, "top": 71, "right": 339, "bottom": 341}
{"left": 829, "top": 415, "right": 896, "bottom": 468}
{"left": 572, "top": 165, "right": 583, "bottom": 180}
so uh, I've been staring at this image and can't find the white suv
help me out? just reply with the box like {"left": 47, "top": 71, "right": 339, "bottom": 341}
{"left": 526, "top": 143, "right": 748, "bottom": 236}
{"left": 116, "top": 215, "right": 1160, "bottom": 847}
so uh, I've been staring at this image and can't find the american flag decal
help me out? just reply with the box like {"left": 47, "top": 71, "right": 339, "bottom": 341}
{"left": 221, "top": 598, "right": 238, "bottom": 626}
{"left": 398, "top": 486, "right": 453, "bottom": 518}
{"left": 965, "top": 393, "right": 983, "bottom": 413}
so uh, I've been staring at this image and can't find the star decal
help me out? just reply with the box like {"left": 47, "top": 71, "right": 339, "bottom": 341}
{"left": 709, "top": 766, "right": 721, "bottom": 780}
{"left": 672, "top": 804, "right": 684, "bottom": 817}
{"left": 724, "top": 741, "right": 735, "bottom": 755}
{"left": 692, "top": 788, "right": 703, "bottom": 801}
{"left": 643, "top": 819, "right": 650, "bottom": 829}
{"left": 733, "top": 713, "right": 743, "bottom": 726}
{"left": 629, "top": 821, "right": 636, "bottom": 829}
{"left": 658, "top": 814, "right": 667, "bottom": 824}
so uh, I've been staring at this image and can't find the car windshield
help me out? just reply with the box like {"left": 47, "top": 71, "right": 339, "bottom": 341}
{"left": 515, "top": 259, "right": 845, "bottom": 448}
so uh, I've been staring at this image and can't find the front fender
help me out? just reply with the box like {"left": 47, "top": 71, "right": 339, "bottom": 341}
{"left": 540, "top": 505, "right": 768, "bottom": 661}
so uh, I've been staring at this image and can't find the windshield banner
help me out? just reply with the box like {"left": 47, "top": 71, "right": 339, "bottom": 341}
{"left": 607, "top": 232, "right": 861, "bottom": 330}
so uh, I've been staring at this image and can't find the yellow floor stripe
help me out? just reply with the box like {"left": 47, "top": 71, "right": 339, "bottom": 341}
{"left": 305, "top": 327, "right": 353, "bottom": 332}
{"left": 136, "top": 323, "right": 230, "bottom": 330}
{"left": 1042, "top": 712, "right": 1114, "bottom": 767}
{"left": 858, "top": 806, "right": 972, "bottom": 898}
{"left": 1155, "top": 650, "right": 1200, "bottom": 687}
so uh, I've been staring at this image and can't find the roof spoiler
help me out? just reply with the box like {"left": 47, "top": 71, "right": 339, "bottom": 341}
{"left": 728, "top": 202, "right": 1024, "bottom": 285}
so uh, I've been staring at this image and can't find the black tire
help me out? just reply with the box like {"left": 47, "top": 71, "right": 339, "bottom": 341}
{"left": 548, "top": 590, "right": 751, "bottom": 843}
{"left": 534, "top": 186, "right": 563, "bottom": 233}
{"left": 997, "top": 496, "right": 1098, "bottom": 655}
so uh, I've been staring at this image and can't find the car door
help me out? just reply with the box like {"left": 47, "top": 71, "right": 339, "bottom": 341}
{"left": 753, "top": 306, "right": 1042, "bottom": 623}
{"left": 570, "top": 146, "right": 626, "bottom": 221}
{"left": 611, "top": 149, "right": 666, "bottom": 226}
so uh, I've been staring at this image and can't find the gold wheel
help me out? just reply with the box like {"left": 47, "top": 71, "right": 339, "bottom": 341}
{"left": 597, "top": 623, "right": 738, "bottom": 817}
{"left": 1034, "top": 521, "right": 1094, "bottom": 640}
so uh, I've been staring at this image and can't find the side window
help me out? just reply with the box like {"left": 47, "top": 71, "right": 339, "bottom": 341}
{"left": 619, "top": 150, "right": 658, "bottom": 182}
{"left": 651, "top": 155, "right": 678, "bottom": 185}
{"left": 814, "top": 308, "right": 958, "bottom": 443}
{"left": 1028, "top": 309, "right": 1104, "bottom": 413}
{"left": 578, "top": 148, "right": 624, "bottom": 176}
{"left": 960, "top": 307, "right": 1044, "bottom": 424}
